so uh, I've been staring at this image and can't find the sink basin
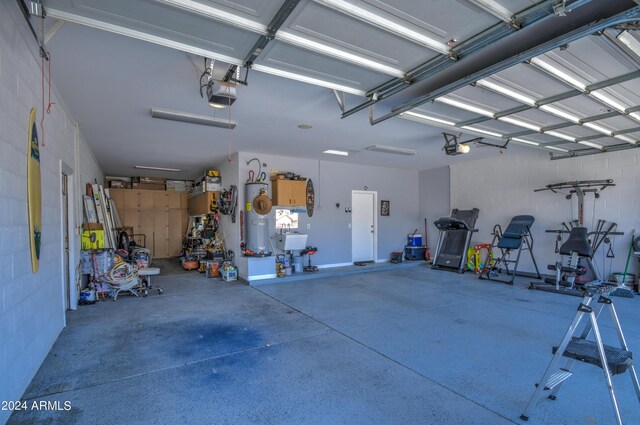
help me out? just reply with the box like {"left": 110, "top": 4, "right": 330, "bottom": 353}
{"left": 275, "top": 233, "right": 308, "bottom": 251}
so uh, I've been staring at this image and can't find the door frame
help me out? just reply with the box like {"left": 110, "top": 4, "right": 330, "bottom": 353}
{"left": 351, "top": 190, "right": 378, "bottom": 262}
{"left": 60, "top": 160, "right": 77, "bottom": 317}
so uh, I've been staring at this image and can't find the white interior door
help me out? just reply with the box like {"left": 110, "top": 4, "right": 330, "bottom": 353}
{"left": 352, "top": 191, "right": 376, "bottom": 262}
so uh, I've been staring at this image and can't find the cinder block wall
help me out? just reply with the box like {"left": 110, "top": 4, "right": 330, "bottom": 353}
{"left": 0, "top": 2, "right": 102, "bottom": 423}
{"left": 450, "top": 148, "right": 639, "bottom": 275}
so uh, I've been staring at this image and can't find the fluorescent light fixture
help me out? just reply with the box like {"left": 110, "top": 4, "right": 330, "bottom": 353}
{"left": 251, "top": 64, "right": 366, "bottom": 96}
{"left": 366, "top": 144, "right": 416, "bottom": 155}
{"left": 276, "top": 32, "right": 404, "bottom": 78}
{"left": 498, "top": 116, "right": 542, "bottom": 132}
{"left": 150, "top": 108, "right": 236, "bottom": 129}
{"left": 156, "top": 0, "right": 267, "bottom": 34}
{"left": 436, "top": 97, "right": 495, "bottom": 117}
{"left": 629, "top": 112, "right": 640, "bottom": 121}
{"left": 545, "top": 130, "right": 576, "bottom": 142}
{"left": 617, "top": 30, "right": 640, "bottom": 57}
{"left": 582, "top": 122, "right": 612, "bottom": 136}
{"left": 578, "top": 141, "right": 604, "bottom": 149}
{"left": 323, "top": 149, "right": 349, "bottom": 156}
{"left": 134, "top": 165, "right": 181, "bottom": 172}
{"left": 614, "top": 134, "right": 637, "bottom": 144}
{"left": 315, "top": 0, "right": 449, "bottom": 53}
{"left": 402, "top": 111, "right": 455, "bottom": 126}
{"left": 545, "top": 145, "right": 569, "bottom": 152}
{"left": 511, "top": 137, "right": 540, "bottom": 146}
{"left": 461, "top": 126, "right": 503, "bottom": 138}
{"left": 590, "top": 90, "right": 627, "bottom": 112}
{"left": 530, "top": 57, "right": 587, "bottom": 90}
{"left": 539, "top": 105, "right": 581, "bottom": 123}
{"left": 476, "top": 79, "right": 536, "bottom": 106}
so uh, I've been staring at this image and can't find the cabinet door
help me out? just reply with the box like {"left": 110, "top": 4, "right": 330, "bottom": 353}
{"left": 140, "top": 191, "right": 154, "bottom": 210}
{"left": 168, "top": 209, "right": 183, "bottom": 257}
{"left": 180, "top": 193, "right": 189, "bottom": 209}
{"left": 110, "top": 189, "right": 125, "bottom": 212}
{"left": 272, "top": 179, "right": 293, "bottom": 205}
{"left": 153, "top": 209, "right": 169, "bottom": 258}
{"left": 153, "top": 191, "right": 168, "bottom": 209}
{"left": 291, "top": 180, "right": 307, "bottom": 206}
{"left": 168, "top": 192, "right": 181, "bottom": 209}
{"left": 124, "top": 190, "right": 139, "bottom": 208}
{"left": 123, "top": 209, "right": 140, "bottom": 232}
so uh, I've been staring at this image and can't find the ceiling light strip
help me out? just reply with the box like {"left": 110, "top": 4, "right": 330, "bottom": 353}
{"left": 366, "top": 144, "right": 416, "bottom": 155}
{"left": 251, "top": 64, "right": 366, "bottom": 96}
{"left": 156, "top": 0, "right": 268, "bottom": 34}
{"left": 134, "top": 165, "right": 181, "bottom": 172}
{"left": 150, "top": 108, "right": 236, "bottom": 128}
{"left": 276, "top": 31, "right": 405, "bottom": 78}
{"left": 323, "top": 149, "right": 349, "bottom": 156}
{"left": 314, "top": 0, "right": 449, "bottom": 54}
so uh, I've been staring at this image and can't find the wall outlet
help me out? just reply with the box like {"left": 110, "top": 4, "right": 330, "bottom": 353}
{"left": 306, "top": 223, "right": 311, "bottom": 229}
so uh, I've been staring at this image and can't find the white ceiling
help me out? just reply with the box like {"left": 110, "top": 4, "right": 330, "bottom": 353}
{"left": 39, "top": 0, "right": 640, "bottom": 179}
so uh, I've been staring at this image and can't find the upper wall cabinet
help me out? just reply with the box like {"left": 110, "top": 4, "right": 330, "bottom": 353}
{"left": 271, "top": 178, "right": 307, "bottom": 206}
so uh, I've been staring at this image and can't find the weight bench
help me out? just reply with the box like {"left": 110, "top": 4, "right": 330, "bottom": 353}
{"left": 530, "top": 227, "right": 592, "bottom": 296}
{"left": 478, "top": 215, "right": 541, "bottom": 285}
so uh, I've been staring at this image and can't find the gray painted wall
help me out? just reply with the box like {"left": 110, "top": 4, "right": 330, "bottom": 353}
{"left": 418, "top": 166, "right": 451, "bottom": 251}
{"left": 217, "top": 152, "right": 421, "bottom": 279}
{"left": 0, "top": 2, "right": 103, "bottom": 423}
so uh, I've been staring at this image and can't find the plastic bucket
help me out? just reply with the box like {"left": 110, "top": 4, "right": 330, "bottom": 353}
{"left": 408, "top": 234, "right": 423, "bottom": 246}
{"left": 292, "top": 256, "right": 303, "bottom": 273}
{"left": 613, "top": 273, "right": 635, "bottom": 284}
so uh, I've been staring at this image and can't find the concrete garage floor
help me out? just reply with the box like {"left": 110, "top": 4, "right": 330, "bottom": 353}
{"left": 9, "top": 262, "right": 640, "bottom": 425}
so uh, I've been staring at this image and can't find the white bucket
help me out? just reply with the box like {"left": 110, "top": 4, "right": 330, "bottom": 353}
{"left": 612, "top": 273, "right": 635, "bottom": 284}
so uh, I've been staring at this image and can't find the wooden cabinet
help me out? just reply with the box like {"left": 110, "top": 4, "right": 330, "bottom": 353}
{"left": 109, "top": 188, "right": 189, "bottom": 258}
{"left": 271, "top": 178, "right": 307, "bottom": 206}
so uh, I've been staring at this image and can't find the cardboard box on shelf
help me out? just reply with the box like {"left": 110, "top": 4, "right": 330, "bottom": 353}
{"left": 132, "top": 182, "right": 166, "bottom": 190}
{"left": 139, "top": 176, "right": 167, "bottom": 184}
{"left": 188, "top": 192, "right": 220, "bottom": 215}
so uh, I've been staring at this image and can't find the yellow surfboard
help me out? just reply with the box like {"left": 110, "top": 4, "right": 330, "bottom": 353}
{"left": 27, "top": 108, "right": 41, "bottom": 272}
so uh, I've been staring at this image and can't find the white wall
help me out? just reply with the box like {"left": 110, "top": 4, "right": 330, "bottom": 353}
{"left": 419, "top": 166, "right": 450, "bottom": 250}
{"left": 216, "top": 152, "right": 421, "bottom": 279}
{"left": 0, "top": 2, "right": 103, "bottom": 423}
{"left": 450, "top": 149, "right": 639, "bottom": 276}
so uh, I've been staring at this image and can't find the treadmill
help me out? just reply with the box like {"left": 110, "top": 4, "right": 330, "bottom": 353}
{"left": 432, "top": 208, "right": 479, "bottom": 274}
